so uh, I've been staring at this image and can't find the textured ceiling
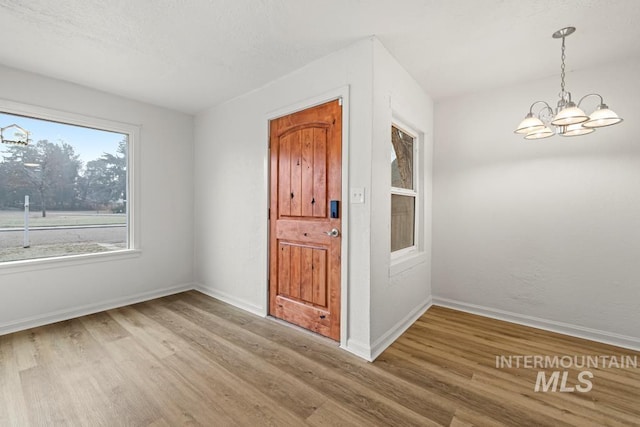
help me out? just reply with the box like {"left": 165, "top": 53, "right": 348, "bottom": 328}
{"left": 0, "top": 0, "right": 639, "bottom": 114}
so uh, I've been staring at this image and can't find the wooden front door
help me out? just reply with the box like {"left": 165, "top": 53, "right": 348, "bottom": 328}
{"left": 269, "top": 100, "right": 342, "bottom": 341}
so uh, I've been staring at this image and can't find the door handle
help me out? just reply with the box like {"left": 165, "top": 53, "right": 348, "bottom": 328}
{"left": 325, "top": 228, "right": 340, "bottom": 237}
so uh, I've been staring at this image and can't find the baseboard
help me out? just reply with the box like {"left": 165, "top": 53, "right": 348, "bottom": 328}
{"left": 195, "top": 283, "right": 266, "bottom": 317}
{"left": 369, "top": 296, "right": 433, "bottom": 361}
{"left": 343, "top": 339, "right": 374, "bottom": 361}
{"left": 0, "top": 282, "right": 195, "bottom": 336}
{"left": 432, "top": 297, "right": 640, "bottom": 352}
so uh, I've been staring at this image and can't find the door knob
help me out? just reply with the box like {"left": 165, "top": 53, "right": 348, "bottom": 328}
{"left": 325, "top": 228, "right": 340, "bottom": 237}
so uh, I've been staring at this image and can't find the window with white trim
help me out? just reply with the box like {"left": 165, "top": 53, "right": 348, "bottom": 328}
{"left": 0, "top": 105, "right": 135, "bottom": 264}
{"left": 390, "top": 123, "right": 418, "bottom": 255}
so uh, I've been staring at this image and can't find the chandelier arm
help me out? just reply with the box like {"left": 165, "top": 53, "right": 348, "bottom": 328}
{"left": 577, "top": 93, "right": 604, "bottom": 108}
{"left": 540, "top": 105, "right": 554, "bottom": 118}
{"left": 528, "top": 101, "right": 553, "bottom": 115}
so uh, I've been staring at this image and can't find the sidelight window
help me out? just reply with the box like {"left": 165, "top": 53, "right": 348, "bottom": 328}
{"left": 391, "top": 123, "right": 418, "bottom": 254}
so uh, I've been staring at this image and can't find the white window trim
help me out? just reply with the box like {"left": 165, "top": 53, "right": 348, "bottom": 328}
{"left": 390, "top": 119, "right": 426, "bottom": 275}
{"left": 0, "top": 98, "right": 141, "bottom": 272}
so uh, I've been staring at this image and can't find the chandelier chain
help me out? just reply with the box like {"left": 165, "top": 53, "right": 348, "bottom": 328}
{"left": 560, "top": 36, "right": 566, "bottom": 95}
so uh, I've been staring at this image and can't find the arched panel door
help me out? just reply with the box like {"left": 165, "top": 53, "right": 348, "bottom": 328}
{"left": 269, "top": 100, "right": 341, "bottom": 341}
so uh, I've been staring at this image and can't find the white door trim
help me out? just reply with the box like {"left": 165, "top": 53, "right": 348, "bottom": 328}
{"left": 264, "top": 85, "right": 350, "bottom": 348}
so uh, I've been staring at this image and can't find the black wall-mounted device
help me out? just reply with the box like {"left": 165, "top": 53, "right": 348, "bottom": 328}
{"left": 330, "top": 200, "right": 339, "bottom": 218}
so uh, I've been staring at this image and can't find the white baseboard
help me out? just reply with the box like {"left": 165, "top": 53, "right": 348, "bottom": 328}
{"left": 342, "top": 339, "right": 374, "bottom": 361}
{"left": 432, "top": 297, "right": 640, "bottom": 352}
{"left": 369, "top": 296, "right": 433, "bottom": 361}
{"left": 195, "top": 283, "right": 266, "bottom": 318}
{"left": 0, "top": 282, "right": 195, "bottom": 336}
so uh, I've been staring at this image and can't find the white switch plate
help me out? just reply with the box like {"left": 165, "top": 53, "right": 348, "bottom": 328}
{"left": 350, "top": 187, "right": 365, "bottom": 204}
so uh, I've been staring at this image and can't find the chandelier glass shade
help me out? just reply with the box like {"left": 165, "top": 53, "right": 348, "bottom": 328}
{"left": 514, "top": 27, "right": 623, "bottom": 139}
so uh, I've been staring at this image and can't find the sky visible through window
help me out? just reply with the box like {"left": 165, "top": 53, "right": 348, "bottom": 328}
{"left": 1, "top": 112, "right": 123, "bottom": 164}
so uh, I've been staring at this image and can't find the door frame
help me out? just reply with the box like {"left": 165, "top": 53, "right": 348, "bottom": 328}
{"left": 264, "top": 86, "right": 350, "bottom": 347}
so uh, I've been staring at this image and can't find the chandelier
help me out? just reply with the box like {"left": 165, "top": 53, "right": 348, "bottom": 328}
{"left": 514, "top": 27, "right": 623, "bottom": 139}
{"left": 1, "top": 124, "right": 31, "bottom": 146}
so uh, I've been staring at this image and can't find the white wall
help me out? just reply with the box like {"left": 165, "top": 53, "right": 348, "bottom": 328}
{"left": 0, "top": 37, "right": 434, "bottom": 360}
{"left": 433, "top": 58, "right": 640, "bottom": 348}
{"left": 194, "top": 37, "right": 434, "bottom": 359}
{"left": 0, "top": 65, "right": 195, "bottom": 333}
{"left": 194, "top": 38, "right": 375, "bottom": 356}
{"left": 369, "top": 40, "right": 433, "bottom": 357}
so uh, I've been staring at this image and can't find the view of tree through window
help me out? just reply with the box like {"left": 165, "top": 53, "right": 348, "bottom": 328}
{"left": 0, "top": 112, "right": 128, "bottom": 262}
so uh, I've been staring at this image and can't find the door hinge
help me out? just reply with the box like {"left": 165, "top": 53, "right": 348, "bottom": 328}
{"left": 338, "top": 98, "right": 343, "bottom": 106}
{"left": 268, "top": 208, "right": 270, "bottom": 220}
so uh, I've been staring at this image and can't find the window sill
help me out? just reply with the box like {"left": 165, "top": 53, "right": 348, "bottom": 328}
{"left": 390, "top": 251, "right": 427, "bottom": 276}
{"left": 0, "top": 249, "right": 141, "bottom": 275}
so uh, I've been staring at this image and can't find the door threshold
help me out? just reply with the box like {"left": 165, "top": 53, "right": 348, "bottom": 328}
{"left": 266, "top": 315, "right": 339, "bottom": 346}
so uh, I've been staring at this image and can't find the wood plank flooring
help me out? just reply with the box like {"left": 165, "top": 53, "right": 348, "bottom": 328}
{"left": 1, "top": 291, "right": 639, "bottom": 426}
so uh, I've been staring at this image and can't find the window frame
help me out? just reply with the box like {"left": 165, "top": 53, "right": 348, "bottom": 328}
{"left": 0, "top": 98, "right": 140, "bottom": 270}
{"left": 390, "top": 120, "right": 420, "bottom": 260}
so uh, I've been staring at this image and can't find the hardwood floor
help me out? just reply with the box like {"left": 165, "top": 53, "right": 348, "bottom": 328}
{"left": 1, "top": 291, "right": 639, "bottom": 426}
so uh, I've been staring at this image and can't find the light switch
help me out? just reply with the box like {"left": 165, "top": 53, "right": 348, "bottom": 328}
{"left": 350, "top": 187, "right": 365, "bottom": 204}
